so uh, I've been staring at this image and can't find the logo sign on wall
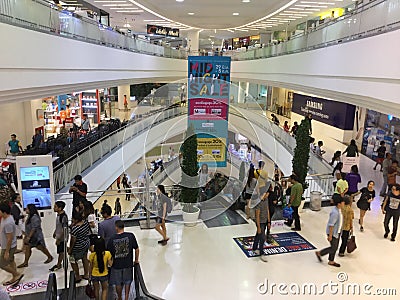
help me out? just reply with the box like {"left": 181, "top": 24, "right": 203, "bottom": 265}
{"left": 187, "top": 56, "right": 231, "bottom": 167}
{"left": 146, "top": 25, "right": 179, "bottom": 37}
{"left": 291, "top": 93, "right": 356, "bottom": 130}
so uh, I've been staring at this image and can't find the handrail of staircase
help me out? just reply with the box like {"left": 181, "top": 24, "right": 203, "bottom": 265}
{"left": 44, "top": 273, "right": 57, "bottom": 300}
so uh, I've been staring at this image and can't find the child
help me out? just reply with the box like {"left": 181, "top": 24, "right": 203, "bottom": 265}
{"left": 89, "top": 237, "right": 113, "bottom": 300}
{"left": 50, "top": 201, "right": 68, "bottom": 271}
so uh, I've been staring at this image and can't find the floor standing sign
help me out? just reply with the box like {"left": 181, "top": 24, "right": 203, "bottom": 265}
{"left": 187, "top": 56, "right": 231, "bottom": 167}
{"left": 16, "top": 155, "right": 55, "bottom": 238}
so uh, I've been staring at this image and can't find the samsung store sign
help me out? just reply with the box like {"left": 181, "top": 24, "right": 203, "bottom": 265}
{"left": 292, "top": 93, "right": 355, "bottom": 130}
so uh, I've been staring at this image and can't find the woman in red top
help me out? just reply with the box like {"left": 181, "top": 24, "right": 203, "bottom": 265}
{"left": 283, "top": 121, "right": 290, "bottom": 133}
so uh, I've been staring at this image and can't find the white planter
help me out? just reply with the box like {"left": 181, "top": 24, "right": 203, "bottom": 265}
{"left": 182, "top": 206, "right": 200, "bottom": 227}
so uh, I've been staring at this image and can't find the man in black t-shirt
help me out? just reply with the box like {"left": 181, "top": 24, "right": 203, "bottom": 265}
{"left": 108, "top": 220, "right": 139, "bottom": 300}
{"left": 69, "top": 175, "right": 87, "bottom": 213}
{"left": 382, "top": 184, "right": 400, "bottom": 242}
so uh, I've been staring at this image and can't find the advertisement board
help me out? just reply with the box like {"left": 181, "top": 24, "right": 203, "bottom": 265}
{"left": 292, "top": 93, "right": 356, "bottom": 130}
{"left": 188, "top": 56, "right": 231, "bottom": 167}
{"left": 147, "top": 24, "right": 179, "bottom": 37}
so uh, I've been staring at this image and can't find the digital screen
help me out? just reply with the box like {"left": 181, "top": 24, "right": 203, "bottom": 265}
{"left": 20, "top": 166, "right": 52, "bottom": 210}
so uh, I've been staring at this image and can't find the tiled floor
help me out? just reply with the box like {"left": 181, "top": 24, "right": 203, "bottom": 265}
{"left": 3, "top": 118, "right": 399, "bottom": 299}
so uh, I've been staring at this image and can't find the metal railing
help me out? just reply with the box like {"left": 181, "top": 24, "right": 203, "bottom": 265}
{"left": 134, "top": 263, "right": 165, "bottom": 300}
{"left": 53, "top": 106, "right": 185, "bottom": 192}
{"left": 304, "top": 173, "right": 334, "bottom": 200}
{"left": 0, "top": 0, "right": 187, "bottom": 59}
{"left": 226, "top": 0, "right": 400, "bottom": 61}
{"left": 230, "top": 107, "right": 334, "bottom": 175}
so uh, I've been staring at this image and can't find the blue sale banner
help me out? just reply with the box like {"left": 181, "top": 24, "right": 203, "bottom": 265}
{"left": 188, "top": 56, "right": 231, "bottom": 167}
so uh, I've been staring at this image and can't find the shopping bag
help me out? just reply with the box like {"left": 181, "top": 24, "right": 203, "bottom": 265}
{"left": 346, "top": 233, "right": 357, "bottom": 253}
{"left": 282, "top": 206, "right": 293, "bottom": 220}
{"left": 85, "top": 281, "right": 96, "bottom": 299}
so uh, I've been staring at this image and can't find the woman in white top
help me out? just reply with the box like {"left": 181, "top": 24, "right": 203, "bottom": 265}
{"left": 244, "top": 164, "right": 258, "bottom": 219}
{"left": 199, "top": 163, "right": 210, "bottom": 189}
{"left": 84, "top": 201, "right": 98, "bottom": 246}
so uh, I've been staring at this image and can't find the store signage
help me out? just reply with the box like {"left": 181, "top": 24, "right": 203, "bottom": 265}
{"left": 292, "top": 93, "right": 356, "bottom": 130}
{"left": 188, "top": 56, "right": 231, "bottom": 167}
{"left": 146, "top": 25, "right": 179, "bottom": 37}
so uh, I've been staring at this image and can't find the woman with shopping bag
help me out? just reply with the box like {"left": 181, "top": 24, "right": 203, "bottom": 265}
{"left": 338, "top": 196, "right": 355, "bottom": 256}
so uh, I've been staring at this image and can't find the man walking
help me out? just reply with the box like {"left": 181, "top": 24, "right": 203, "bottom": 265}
{"left": 382, "top": 184, "right": 400, "bottom": 242}
{"left": 315, "top": 196, "right": 344, "bottom": 267}
{"left": 0, "top": 203, "right": 23, "bottom": 286}
{"left": 252, "top": 184, "right": 270, "bottom": 262}
{"left": 108, "top": 220, "right": 139, "bottom": 300}
{"left": 285, "top": 175, "right": 303, "bottom": 231}
{"left": 380, "top": 153, "right": 392, "bottom": 196}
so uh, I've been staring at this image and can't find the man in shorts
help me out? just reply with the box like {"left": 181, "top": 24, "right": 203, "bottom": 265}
{"left": 0, "top": 203, "right": 23, "bottom": 286}
{"left": 50, "top": 201, "right": 68, "bottom": 271}
{"left": 108, "top": 220, "right": 139, "bottom": 300}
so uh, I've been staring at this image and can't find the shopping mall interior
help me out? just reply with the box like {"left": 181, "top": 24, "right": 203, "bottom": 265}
{"left": 0, "top": 0, "right": 400, "bottom": 299}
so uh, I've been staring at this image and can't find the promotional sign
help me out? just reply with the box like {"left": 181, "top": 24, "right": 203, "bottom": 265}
{"left": 233, "top": 232, "right": 316, "bottom": 258}
{"left": 188, "top": 56, "right": 231, "bottom": 167}
{"left": 147, "top": 24, "right": 179, "bottom": 37}
{"left": 292, "top": 93, "right": 356, "bottom": 130}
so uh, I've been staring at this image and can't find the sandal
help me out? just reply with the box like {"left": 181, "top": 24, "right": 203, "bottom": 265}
{"left": 3, "top": 274, "right": 24, "bottom": 286}
{"left": 17, "top": 263, "right": 28, "bottom": 268}
{"left": 44, "top": 256, "right": 54, "bottom": 264}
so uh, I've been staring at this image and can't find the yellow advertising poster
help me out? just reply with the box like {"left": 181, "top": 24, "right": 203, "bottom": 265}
{"left": 197, "top": 138, "right": 226, "bottom": 163}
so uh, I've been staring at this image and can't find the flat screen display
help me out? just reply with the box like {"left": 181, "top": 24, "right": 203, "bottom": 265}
{"left": 20, "top": 166, "right": 52, "bottom": 210}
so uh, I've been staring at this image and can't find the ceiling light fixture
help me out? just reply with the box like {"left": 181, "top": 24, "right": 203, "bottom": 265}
{"left": 232, "top": 12, "right": 240, "bottom": 16}
{"left": 176, "top": 0, "right": 185, "bottom": 2}
{"left": 188, "top": 12, "right": 195, "bottom": 15}
{"left": 242, "top": 0, "right": 251, "bottom": 2}
{"left": 102, "top": 3, "right": 133, "bottom": 6}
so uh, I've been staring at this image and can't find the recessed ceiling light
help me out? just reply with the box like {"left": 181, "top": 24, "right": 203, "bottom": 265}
{"left": 233, "top": 12, "right": 239, "bottom": 16}
{"left": 242, "top": 0, "right": 251, "bottom": 2}
{"left": 188, "top": 12, "right": 194, "bottom": 15}
{"left": 176, "top": 0, "right": 184, "bottom": 2}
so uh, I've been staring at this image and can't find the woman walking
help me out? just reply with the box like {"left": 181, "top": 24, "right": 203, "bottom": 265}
{"left": 345, "top": 165, "right": 361, "bottom": 197}
{"left": 244, "top": 164, "right": 257, "bottom": 219}
{"left": 338, "top": 196, "right": 354, "bottom": 256}
{"left": 155, "top": 185, "right": 170, "bottom": 246}
{"left": 89, "top": 237, "right": 112, "bottom": 300}
{"left": 18, "top": 204, "right": 53, "bottom": 268}
{"left": 356, "top": 180, "right": 376, "bottom": 232}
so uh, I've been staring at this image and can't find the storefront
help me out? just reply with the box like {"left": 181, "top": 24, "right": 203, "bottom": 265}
{"left": 362, "top": 109, "right": 400, "bottom": 161}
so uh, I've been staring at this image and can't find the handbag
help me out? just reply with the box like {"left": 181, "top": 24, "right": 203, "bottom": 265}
{"left": 85, "top": 281, "right": 96, "bottom": 299}
{"left": 282, "top": 206, "right": 294, "bottom": 220}
{"left": 346, "top": 231, "right": 357, "bottom": 253}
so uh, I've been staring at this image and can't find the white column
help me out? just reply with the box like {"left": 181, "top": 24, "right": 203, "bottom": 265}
{"left": 186, "top": 30, "right": 200, "bottom": 55}
{"left": 118, "top": 85, "right": 131, "bottom": 111}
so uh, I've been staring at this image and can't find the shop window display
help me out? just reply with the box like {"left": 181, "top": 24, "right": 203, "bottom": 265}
{"left": 362, "top": 109, "right": 400, "bottom": 161}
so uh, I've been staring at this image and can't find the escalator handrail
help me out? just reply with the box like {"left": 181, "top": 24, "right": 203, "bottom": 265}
{"left": 44, "top": 273, "right": 57, "bottom": 300}
{"left": 134, "top": 263, "right": 165, "bottom": 300}
{"left": 67, "top": 271, "right": 76, "bottom": 300}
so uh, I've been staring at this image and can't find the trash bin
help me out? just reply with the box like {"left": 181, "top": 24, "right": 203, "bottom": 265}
{"left": 310, "top": 191, "right": 322, "bottom": 211}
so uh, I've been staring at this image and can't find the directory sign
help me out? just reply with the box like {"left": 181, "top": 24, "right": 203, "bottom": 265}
{"left": 188, "top": 56, "right": 231, "bottom": 167}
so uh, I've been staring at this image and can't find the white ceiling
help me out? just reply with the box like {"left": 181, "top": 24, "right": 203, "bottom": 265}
{"left": 68, "top": 0, "right": 355, "bottom": 40}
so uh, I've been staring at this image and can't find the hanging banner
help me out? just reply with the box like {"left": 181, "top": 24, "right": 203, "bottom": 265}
{"left": 188, "top": 56, "right": 231, "bottom": 167}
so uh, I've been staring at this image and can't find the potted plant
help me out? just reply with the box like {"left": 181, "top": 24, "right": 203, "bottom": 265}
{"left": 179, "top": 124, "right": 200, "bottom": 226}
